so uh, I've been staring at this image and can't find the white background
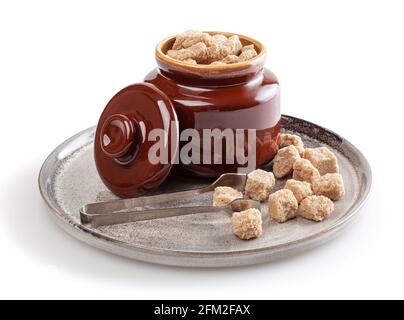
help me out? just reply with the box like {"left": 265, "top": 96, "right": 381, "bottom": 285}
{"left": 0, "top": 0, "right": 403, "bottom": 300}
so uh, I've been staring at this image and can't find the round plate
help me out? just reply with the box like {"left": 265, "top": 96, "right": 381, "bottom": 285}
{"left": 38, "top": 115, "right": 372, "bottom": 267}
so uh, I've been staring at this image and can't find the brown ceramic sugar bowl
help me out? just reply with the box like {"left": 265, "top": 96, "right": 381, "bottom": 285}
{"left": 145, "top": 31, "right": 281, "bottom": 177}
{"left": 95, "top": 31, "right": 281, "bottom": 198}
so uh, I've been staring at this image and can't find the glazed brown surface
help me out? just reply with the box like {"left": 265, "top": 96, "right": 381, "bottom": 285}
{"left": 145, "top": 35, "right": 281, "bottom": 177}
{"left": 94, "top": 83, "right": 178, "bottom": 198}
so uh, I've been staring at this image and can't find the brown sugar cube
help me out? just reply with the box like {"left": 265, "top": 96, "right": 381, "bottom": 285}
{"left": 231, "top": 208, "right": 263, "bottom": 240}
{"left": 212, "top": 34, "right": 228, "bottom": 44}
{"left": 172, "top": 30, "right": 213, "bottom": 50}
{"left": 293, "top": 158, "right": 321, "bottom": 183}
{"left": 284, "top": 179, "right": 313, "bottom": 203}
{"left": 298, "top": 195, "right": 334, "bottom": 222}
{"left": 221, "top": 54, "right": 239, "bottom": 64}
{"left": 226, "top": 35, "right": 243, "bottom": 55}
{"left": 273, "top": 145, "right": 301, "bottom": 178}
{"left": 210, "top": 54, "right": 239, "bottom": 65}
{"left": 245, "top": 169, "right": 276, "bottom": 202}
{"left": 303, "top": 147, "right": 339, "bottom": 175}
{"left": 239, "top": 44, "right": 258, "bottom": 62}
{"left": 312, "top": 173, "right": 345, "bottom": 201}
{"left": 167, "top": 42, "right": 209, "bottom": 63}
{"left": 207, "top": 35, "right": 242, "bottom": 63}
{"left": 241, "top": 44, "right": 255, "bottom": 52}
{"left": 268, "top": 189, "right": 299, "bottom": 223}
{"left": 213, "top": 186, "right": 243, "bottom": 207}
{"left": 279, "top": 133, "right": 305, "bottom": 156}
{"left": 206, "top": 34, "right": 232, "bottom": 62}
{"left": 207, "top": 41, "right": 230, "bottom": 63}
{"left": 239, "top": 49, "right": 258, "bottom": 62}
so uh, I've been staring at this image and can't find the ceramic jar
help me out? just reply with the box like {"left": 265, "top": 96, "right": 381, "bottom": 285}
{"left": 145, "top": 32, "right": 281, "bottom": 177}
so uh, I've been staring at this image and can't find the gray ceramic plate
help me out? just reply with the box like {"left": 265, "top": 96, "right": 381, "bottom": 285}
{"left": 38, "top": 115, "right": 371, "bottom": 267}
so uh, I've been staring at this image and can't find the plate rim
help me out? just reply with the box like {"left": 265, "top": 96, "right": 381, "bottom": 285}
{"left": 38, "top": 115, "right": 372, "bottom": 259}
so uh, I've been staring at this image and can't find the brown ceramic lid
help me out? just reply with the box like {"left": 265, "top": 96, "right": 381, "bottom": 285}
{"left": 94, "top": 83, "right": 179, "bottom": 198}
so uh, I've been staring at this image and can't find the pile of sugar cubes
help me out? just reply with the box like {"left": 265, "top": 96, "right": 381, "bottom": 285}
{"left": 212, "top": 133, "right": 345, "bottom": 240}
{"left": 166, "top": 30, "right": 258, "bottom": 65}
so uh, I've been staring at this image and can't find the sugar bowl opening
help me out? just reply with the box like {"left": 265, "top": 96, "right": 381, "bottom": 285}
{"left": 155, "top": 31, "right": 267, "bottom": 82}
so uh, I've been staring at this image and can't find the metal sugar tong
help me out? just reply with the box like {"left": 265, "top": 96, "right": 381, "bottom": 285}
{"left": 80, "top": 173, "right": 260, "bottom": 228}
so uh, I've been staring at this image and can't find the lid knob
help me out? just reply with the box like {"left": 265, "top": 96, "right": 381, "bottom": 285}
{"left": 100, "top": 114, "right": 137, "bottom": 159}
